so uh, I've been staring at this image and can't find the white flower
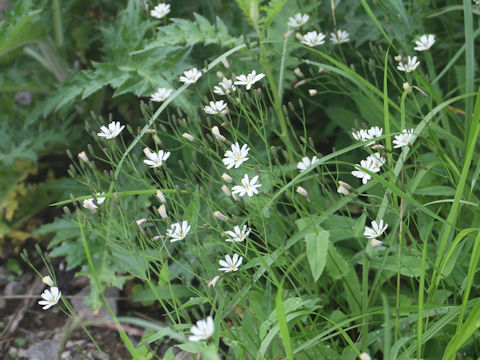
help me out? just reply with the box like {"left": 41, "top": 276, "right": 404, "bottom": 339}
{"left": 97, "top": 121, "right": 124, "bottom": 139}
{"left": 352, "top": 129, "right": 370, "bottom": 142}
{"left": 82, "top": 193, "right": 105, "bottom": 213}
{"left": 166, "top": 221, "right": 191, "bottom": 242}
{"left": 42, "top": 276, "right": 54, "bottom": 287}
{"left": 351, "top": 157, "right": 381, "bottom": 184}
{"left": 223, "top": 142, "right": 250, "bottom": 169}
{"left": 330, "top": 29, "right": 350, "bottom": 44}
{"left": 393, "top": 128, "right": 415, "bottom": 148}
{"left": 82, "top": 198, "right": 98, "bottom": 212}
{"left": 218, "top": 253, "right": 243, "bottom": 272}
{"left": 364, "top": 219, "right": 388, "bottom": 239}
{"left": 337, "top": 181, "right": 351, "bottom": 195}
{"left": 368, "top": 126, "right": 383, "bottom": 140}
{"left": 38, "top": 287, "right": 61, "bottom": 310}
{"left": 234, "top": 71, "right": 265, "bottom": 90}
{"left": 150, "top": 88, "right": 173, "bottom": 102}
{"left": 204, "top": 100, "right": 227, "bottom": 115}
{"left": 232, "top": 174, "right": 262, "bottom": 197}
{"left": 414, "top": 34, "right": 435, "bottom": 51}
{"left": 301, "top": 31, "right": 326, "bottom": 47}
{"left": 397, "top": 56, "right": 420, "bottom": 72}
{"left": 308, "top": 89, "right": 317, "bottom": 96}
{"left": 150, "top": 3, "right": 170, "bottom": 19}
{"left": 213, "top": 78, "right": 236, "bottom": 95}
{"left": 225, "top": 225, "right": 250, "bottom": 242}
{"left": 143, "top": 148, "right": 171, "bottom": 168}
{"left": 297, "top": 156, "right": 319, "bottom": 172}
{"left": 189, "top": 316, "right": 214, "bottom": 342}
{"left": 287, "top": 13, "right": 309, "bottom": 28}
{"left": 366, "top": 152, "right": 386, "bottom": 168}
{"left": 179, "top": 68, "right": 202, "bottom": 84}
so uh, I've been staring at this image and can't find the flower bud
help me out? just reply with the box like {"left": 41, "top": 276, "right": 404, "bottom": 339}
{"left": 182, "top": 132, "right": 195, "bottom": 142}
{"left": 214, "top": 211, "right": 229, "bottom": 222}
{"left": 208, "top": 275, "right": 221, "bottom": 288}
{"left": 221, "top": 57, "right": 230, "bottom": 69}
{"left": 211, "top": 126, "right": 227, "bottom": 142}
{"left": 370, "top": 239, "right": 384, "bottom": 247}
{"left": 42, "top": 276, "right": 54, "bottom": 287}
{"left": 359, "top": 353, "right": 371, "bottom": 360}
{"left": 293, "top": 67, "right": 304, "bottom": 78}
{"left": 158, "top": 205, "right": 168, "bottom": 219}
{"left": 337, "top": 181, "right": 351, "bottom": 196}
{"left": 78, "top": 151, "right": 90, "bottom": 163}
{"left": 221, "top": 185, "right": 231, "bottom": 197}
{"left": 135, "top": 218, "right": 147, "bottom": 226}
{"left": 296, "top": 186, "right": 309, "bottom": 197}
{"left": 403, "top": 82, "right": 410, "bottom": 90}
{"left": 216, "top": 71, "right": 223, "bottom": 78}
{"left": 156, "top": 190, "right": 166, "bottom": 203}
{"left": 221, "top": 173, "right": 233, "bottom": 183}
{"left": 308, "top": 89, "right": 317, "bottom": 96}
{"left": 394, "top": 55, "right": 402, "bottom": 61}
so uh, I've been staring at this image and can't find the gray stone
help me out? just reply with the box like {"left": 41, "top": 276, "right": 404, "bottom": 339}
{"left": 4, "top": 281, "right": 25, "bottom": 296}
{"left": 0, "top": 267, "right": 11, "bottom": 286}
{"left": 23, "top": 340, "right": 58, "bottom": 360}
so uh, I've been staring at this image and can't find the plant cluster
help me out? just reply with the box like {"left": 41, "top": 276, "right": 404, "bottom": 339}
{"left": 5, "top": 0, "right": 480, "bottom": 359}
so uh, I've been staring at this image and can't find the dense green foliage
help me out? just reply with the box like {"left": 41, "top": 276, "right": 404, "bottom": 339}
{"left": 3, "top": 0, "right": 480, "bottom": 358}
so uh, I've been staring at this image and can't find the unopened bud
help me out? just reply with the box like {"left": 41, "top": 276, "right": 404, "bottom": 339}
{"left": 135, "top": 218, "right": 147, "bottom": 226}
{"left": 221, "top": 185, "right": 231, "bottom": 197}
{"left": 403, "top": 82, "right": 410, "bottom": 90}
{"left": 337, "top": 181, "right": 351, "bottom": 196}
{"left": 293, "top": 67, "right": 304, "bottom": 78}
{"left": 158, "top": 205, "right": 168, "bottom": 219}
{"left": 371, "top": 144, "right": 385, "bottom": 150}
{"left": 295, "top": 32, "right": 303, "bottom": 41}
{"left": 222, "top": 173, "right": 233, "bottom": 183}
{"left": 296, "top": 186, "right": 309, "bottom": 197}
{"left": 394, "top": 55, "right": 402, "bottom": 62}
{"left": 42, "top": 276, "right": 54, "bottom": 287}
{"left": 156, "top": 190, "right": 166, "bottom": 203}
{"left": 284, "top": 30, "right": 293, "bottom": 39}
{"left": 151, "top": 235, "right": 162, "bottom": 241}
{"left": 145, "top": 129, "right": 156, "bottom": 134}
{"left": 208, "top": 275, "right": 221, "bottom": 288}
{"left": 221, "top": 57, "right": 230, "bottom": 69}
{"left": 78, "top": 151, "right": 89, "bottom": 163}
{"left": 214, "top": 211, "right": 229, "bottom": 222}
{"left": 211, "top": 126, "right": 227, "bottom": 142}
{"left": 182, "top": 132, "right": 195, "bottom": 142}
{"left": 216, "top": 71, "right": 223, "bottom": 78}
{"left": 359, "top": 353, "right": 371, "bottom": 360}
{"left": 370, "top": 239, "right": 384, "bottom": 247}
{"left": 308, "top": 89, "right": 317, "bottom": 96}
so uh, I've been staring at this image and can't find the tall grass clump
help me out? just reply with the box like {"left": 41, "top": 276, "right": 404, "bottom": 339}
{"left": 24, "top": 0, "right": 480, "bottom": 358}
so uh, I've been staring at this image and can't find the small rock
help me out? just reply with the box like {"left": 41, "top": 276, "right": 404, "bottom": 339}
{"left": 23, "top": 340, "right": 58, "bottom": 360}
{"left": 0, "top": 266, "right": 11, "bottom": 286}
{"left": 4, "top": 281, "right": 26, "bottom": 296}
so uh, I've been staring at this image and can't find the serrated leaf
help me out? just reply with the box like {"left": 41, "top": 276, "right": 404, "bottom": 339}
{"left": 305, "top": 230, "right": 329, "bottom": 281}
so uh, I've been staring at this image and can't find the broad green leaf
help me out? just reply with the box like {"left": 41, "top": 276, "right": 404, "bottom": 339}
{"left": 305, "top": 230, "right": 329, "bottom": 281}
